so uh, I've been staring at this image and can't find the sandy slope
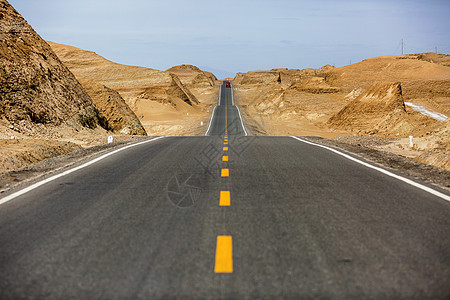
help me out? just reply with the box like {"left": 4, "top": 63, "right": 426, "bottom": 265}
{"left": 0, "top": 0, "right": 118, "bottom": 174}
{"left": 0, "top": 1, "right": 106, "bottom": 135}
{"left": 48, "top": 42, "right": 218, "bottom": 136}
{"left": 77, "top": 78, "right": 146, "bottom": 135}
{"left": 1, "top": 0, "right": 217, "bottom": 175}
{"left": 233, "top": 54, "right": 450, "bottom": 170}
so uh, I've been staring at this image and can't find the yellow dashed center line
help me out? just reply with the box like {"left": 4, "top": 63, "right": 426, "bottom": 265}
{"left": 225, "top": 90, "right": 228, "bottom": 136}
{"left": 221, "top": 168, "right": 229, "bottom": 177}
{"left": 214, "top": 235, "right": 233, "bottom": 273}
{"left": 220, "top": 191, "right": 230, "bottom": 206}
{"left": 214, "top": 87, "right": 233, "bottom": 275}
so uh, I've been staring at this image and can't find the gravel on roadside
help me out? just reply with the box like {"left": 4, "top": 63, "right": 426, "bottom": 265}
{"left": 303, "top": 136, "right": 450, "bottom": 192}
{"left": 0, "top": 136, "right": 156, "bottom": 196}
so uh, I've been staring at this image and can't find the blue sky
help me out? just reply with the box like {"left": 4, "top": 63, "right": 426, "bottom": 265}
{"left": 9, "top": 0, "right": 450, "bottom": 78}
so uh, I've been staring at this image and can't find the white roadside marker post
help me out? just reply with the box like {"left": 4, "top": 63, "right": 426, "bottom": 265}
{"left": 409, "top": 136, "right": 413, "bottom": 147}
{"left": 108, "top": 136, "right": 114, "bottom": 144}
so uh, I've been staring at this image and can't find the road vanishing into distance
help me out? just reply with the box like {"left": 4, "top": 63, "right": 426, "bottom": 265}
{"left": 1, "top": 82, "right": 449, "bottom": 299}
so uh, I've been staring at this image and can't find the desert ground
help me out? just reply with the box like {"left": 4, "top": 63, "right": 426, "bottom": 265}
{"left": 233, "top": 54, "right": 449, "bottom": 171}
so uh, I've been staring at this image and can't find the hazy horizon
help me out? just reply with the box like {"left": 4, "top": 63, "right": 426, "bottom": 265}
{"left": 8, "top": 0, "right": 450, "bottom": 79}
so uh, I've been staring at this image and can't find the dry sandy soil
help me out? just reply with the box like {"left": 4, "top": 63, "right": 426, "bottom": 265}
{"left": 233, "top": 54, "right": 450, "bottom": 171}
{"left": 0, "top": 0, "right": 119, "bottom": 175}
{"left": 1, "top": 0, "right": 218, "bottom": 177}
{"left": 48, "top": 42, "right": 219, "bottom": 137}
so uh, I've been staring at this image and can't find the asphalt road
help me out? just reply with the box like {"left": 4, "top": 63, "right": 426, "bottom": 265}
{"left": 206, "top": 82, "right": 247, "bottom": 136}
{"left": 0, "top": 82, "right": 449, "bottom": 299}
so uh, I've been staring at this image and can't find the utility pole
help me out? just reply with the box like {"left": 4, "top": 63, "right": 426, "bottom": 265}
{"left": 401, "top": 39, "right": 404, "bottom": 55}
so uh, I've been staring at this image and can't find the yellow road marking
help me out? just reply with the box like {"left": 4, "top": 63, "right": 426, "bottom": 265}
{"left": 224, "top": 142, "right": 228, "bottom": 145}
{"left": 220, "top": 191, "right": 230, "bottom": 206}
{"left": 214, "top": 236, "right": 233, "bottom": 273}
{"left": 222, "top": 156, "right": 228, "bottom": 162}
{"left": 224, "top": 139, "right": 228, "bottom": 142}
{"left": 223, "top": 146, "right": 228, "bottom": 151}
{"left": 221, "top": 168, "right": 229, "bottom": 177}
{"left": 225, "top": 89, "right": 228, "bottom": 136}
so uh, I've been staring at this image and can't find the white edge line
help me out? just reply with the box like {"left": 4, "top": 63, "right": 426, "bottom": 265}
{"left": 291, "top": 136, "right": 450, "bottom": 201}
{"left": 231, "top": 84, "right": 248, "bottom": 136}
{"left": 205, "top": 106, "right": 217, "bottom": 136}
{"left": 236, "top": 106, "right": 248, "bottom": 136}
{"left": 0, "top": 136, "right": 167, "bottom": 206}
{"left": 230, "top": 83, "right": 234, "bottom": 105}
{"left": 205, "top": 85, "right": 221, "bottom": 136}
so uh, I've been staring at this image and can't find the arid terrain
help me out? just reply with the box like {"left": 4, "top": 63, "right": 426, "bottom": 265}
{"left": 233, "top": 54, "right": 450, "bottom": 171}
{"left": 0, "top": 0, "right": 218, "bottom": 177}
{"left": 0, "top": 0, "right": 112, "bottom": 175}
{"left": 48, "top": 42, "right": 219, "bottom": 136}
{"left": 0, "top": 0, "right": 448, "bottom": 192}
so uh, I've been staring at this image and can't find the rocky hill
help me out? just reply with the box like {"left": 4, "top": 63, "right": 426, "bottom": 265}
{"left": 0, "top": 0, "right": 107, "bottom": 136}
{"left": 0, "top": 0, "right": 107, "bottom": 174}
{"left": 78, "top": 78, "right": 146, "bottom": 135}
{"left": 0, "top": 0, "right": 151, "bottom": 176}
{"left": 233, "top": 66, "right": 345, "bottom": 137}
{"left": 48, "top": 42, "right": 200, "bottom": 110}
{"left": 233, "top": 54, "right": 449, "bottom": 170}
{"left": 166, "top": 64, "right": 217, "bottom": 87}
{"left": 48, "top": 42, "right": 218, "bottom": 135}
{"left": 234, "top": 54, "right": 449, "bottom": 135}
{"left": 325, "top": 54, "right": 450, "bottom": 104}
{"left": 234, "top": 65, "right": 336, "bottom": 87}
{"left": 328, "top": 82, "right": 425, "bottom": 136}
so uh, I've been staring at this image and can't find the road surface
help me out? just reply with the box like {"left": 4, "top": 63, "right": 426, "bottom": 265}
{"left": 205, "top": 83, "right": 247, "bottom": 136}
{"left": 0, "top": 82, "right": 449, "bottom": 299}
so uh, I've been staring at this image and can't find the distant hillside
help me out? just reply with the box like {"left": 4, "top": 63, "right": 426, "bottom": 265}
{"left": 48, "top": 42, "right": 200, "bottom": 113}
{"left": 233, "top": 53, "right": 450, "bottom": 170}
{"left": 326, "top": 54, "right": 450, "bottom": 100}
{"left": 233, "top": 53, "right": 450, "bottom": 136}
{"left": 166, "top": 64, "right": 217, "bottom": 87}
{"left": 48, "top": 42, "right": 221, "bottom": 135}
